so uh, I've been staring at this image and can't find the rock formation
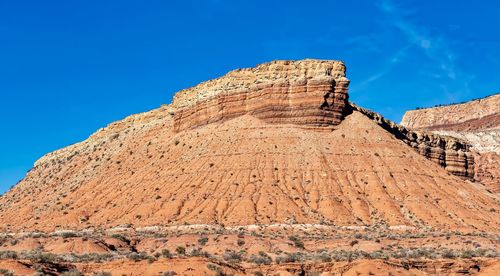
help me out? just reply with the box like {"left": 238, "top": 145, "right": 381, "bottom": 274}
{"left": 172, "top": 60, "right": 350, "bottom": 131}
{"left": 0, "top": 60, "right": 497, "bottom": 233}
{"left": 401, "top": 94, "right": 500, "bottom": 131}
{"left": 351, "top": 105, "right": 475, "bottom": 178}
{"left": 173, "top": 59, "right": 474, "bottom": 178}
{"left": 401, "top": 93, "right": 500, "bottom": 193}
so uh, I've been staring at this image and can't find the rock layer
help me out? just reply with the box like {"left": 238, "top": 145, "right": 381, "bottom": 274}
{"left": 401, "top": 94, "right": 500, "bottom": 131}
{"left": 172, "top": 60, "right": 349, "bottom": 131}
{"left": 0, "top": 59, "right": 497, "bottom": 233}
{"left": 352, "top": 105, "right": 475, "bottom": 178}
{"left": 401, "top": 93, "right": 500, "bottom": 193}
{"left": 171, "top": 59, "right": 474, "bottom": 178}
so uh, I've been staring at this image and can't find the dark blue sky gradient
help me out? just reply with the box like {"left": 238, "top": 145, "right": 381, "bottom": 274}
{"left": 1, "top": 0, "right": 499, "bottom": 193}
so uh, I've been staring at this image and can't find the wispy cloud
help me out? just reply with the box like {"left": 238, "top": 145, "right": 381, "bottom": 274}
{"left": 350, "top": 45, "right": 410, "bottom": 92}
{"left": 374, "top": 0, "right": 473, "bottom": 100}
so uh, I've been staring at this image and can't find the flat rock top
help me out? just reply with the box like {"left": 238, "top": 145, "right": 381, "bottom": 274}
{"left": 401, "top": 93, "right": 500, "bottom": 129}
{"left": 172, "top": 59, "right": 346, "bottom": 108}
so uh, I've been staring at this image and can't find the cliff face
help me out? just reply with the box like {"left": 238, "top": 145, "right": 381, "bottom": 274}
{"left": 401, "top": 93, "right": 500, "bottom": 193}
{"left": 172, "top": 60, "right": 349, "bottom": 131}
{"left": 0, "top": 59, "right": 497, "bottom": 233}
{"left": 172, "top": 59, "right": 473, "bottom": 178}
{"left": 352, "top": 105, "right": 474, "bottom": 178}
{"left": 401, "top": 94, "right": 500, "bottom": 131}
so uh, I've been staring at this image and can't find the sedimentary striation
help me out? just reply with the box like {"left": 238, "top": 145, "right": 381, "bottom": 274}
{"left": 352, "top": 104, "right": 474, "bottom": 178}
{"left": 401, "top": 93, "right": 500, "bottom": 193}
{"left": 0, "top": 60, "right": 497, "bottom": 233}
{"left": 401, "top": 94, "right": 500, "bottom": 131}
{"left": 172, "top": 60, "right": 349, "bottom": 131}
{"left": 172, "top": 59, "right": 474, "bottom": 178}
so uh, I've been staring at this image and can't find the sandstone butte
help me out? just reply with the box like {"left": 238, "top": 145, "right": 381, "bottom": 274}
{"left": 1, "top": 58, "right": 494, "bottom": 231}
{"left": 0, "top": 60, "right": 499, "bottom": 275}
{"left": 401, "top": 93, "right": 500, "bottom": 194}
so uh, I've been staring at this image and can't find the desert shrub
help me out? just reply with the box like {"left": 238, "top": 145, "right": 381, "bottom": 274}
{"left": 198, "top": 237, "right": 209, "bottom": 246}
{"left": 222, "top": 249, "right": 243, "bottom": 263}
{"left": 461, "top": 249, "right": 475, "bottom": 259}
{"left": 207, "top": 263, "right": 224, "bottom": 274}
{"left": 26, "top": 252, "right": 58, "bottom": 263}
{"left": 60, "top": 232, "right": 78, "bottom": 238}
{"left": 368, "top": 250, "right": 389, "bottom": 260}
{"left": 441, "top": 249, "right": 456, "bottom": 259}
{"left": 349, "top": 240, "right": 359, "bottom": 246}
{"left": 63, "top": 253, "right": 115, "bottom": 263}
{"left": 93, "top": 272, "right": 112, "bottom": 276}
{"left": 161, "top": 249, "right": 172, "bottom": 258}
{"left": 147, "top": 256, "right": 156, "bottom": 263}
{"left": 250, "top": 231, "right": 262, "bottom": 238}
{"left": 0, "top": 269, "right": 14, "bottom": 276}
{"left": 111, "top": 233, "right": 129, "bottom": 243}
{"left": 175, "top": 246, "right": 186, "bottom": 255}
{"left": 0, "top": 251, "right": 18, "bottom": 260}
{"left": 237, "top": 239, "right": 245, "bottom": 246}
{"left": 207, "top": 263, "right": 229, "bottom": 276}
{"left": 330, "top": 250, "right": 364, "bottom": 261}
{"left": 248, "top": 251, "right": 272, "bottom": 265}
{"left": 127, "top": 252, "right": 149, "bottom": 262}
{"left": 161, "top": 272, "right": 177, "bottom": 276}
{"left": 288, "top": 235, "right": 304, "bottom": 249}
{"left": 275, "top": 252, "right": 305, "bottom": 264}
{"left": 61, "top": 270, "right": 83, "bottom": 276}
{"left": 460, "top": 248, "right": 489, "bottom": 259}
{"left": 188, "top": 248, "right": 211, "bottom": 258}
{"left": 313, "top": 251, "right": 331, "bottom": 262}
{"left": 354, "top": 233, "right": 363, "bottom": 239}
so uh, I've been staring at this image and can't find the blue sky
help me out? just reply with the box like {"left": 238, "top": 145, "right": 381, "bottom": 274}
{"left": 1, "top": 0, "right": 499, "bottom": 194}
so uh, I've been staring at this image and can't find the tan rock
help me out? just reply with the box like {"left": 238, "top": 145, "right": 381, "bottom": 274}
{"left": 0, "top": 60, "right": 497, "bottom": 234}
{"left": 401, "top": 93, "right": 500, "bottom": 193}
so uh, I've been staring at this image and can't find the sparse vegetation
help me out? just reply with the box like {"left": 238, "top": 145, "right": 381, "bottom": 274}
{"left": 93, "top": 272, "right": 112, "bottom": 276}
{"left": 207, "top": 263, "right": 221, "bottom": 273}
{"left": 111, "top": 233, "right": 129, "bottom": 243}
{"left": 275, "top": 252, "right": 305, "bottom": 263}
{"left": 0, "top": 251, "right": 18, "bottom": 260}
{"left": 175, "top": 246, "right": 186, "bottom": 255}
{"left": 248, "top": 251, "right": 272, "bottom": 265}
{"left": 288, "top": 235, "right": 304, "bottom": 249}
{"left": 0, "top": 269, "right": 14, "bottom": 276}
{"left": 161, "top": 249, "right": 172, "bottom": 258}
{"left": 222, "top": 249, "right": 243, "bottom": 263}
{"left": 198, "top": 237, "right": 209, "bottom": 246}
{"left": 127, "top": 252, "right": 150, "bottom": 262}
{"left": 61, "top": 270, "right": 83, "bottom": 276}
{"left": 0, "top": 227, "right": 498, "bottom": 276}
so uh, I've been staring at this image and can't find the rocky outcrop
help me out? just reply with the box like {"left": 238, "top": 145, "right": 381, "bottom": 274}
{"left": 401, "top": 93, "right": 500, "bottom": 131}
{"left": 170, "top": 59, "right": 474, "bottom": 178}
{"left": 1, "top": 59, "right": 497, "bottom": 233}
{"left": 351, "top": 104, "right": 475, "bottom": 178}
{"left": 401, "top": 93, "right": 499, "bottom": 192}
{"left": 172, "top": 60, "right": 349, "bottom": 131}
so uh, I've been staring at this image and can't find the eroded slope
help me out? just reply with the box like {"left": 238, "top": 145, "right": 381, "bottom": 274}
{"left": 0, "top": 59, "right": 497, "bottom": 233}
{"left": 0, "top": 110, "right": 498, "bottom": 232}
{"left": 401, "top": 93, "right": 500, "bottom": 193}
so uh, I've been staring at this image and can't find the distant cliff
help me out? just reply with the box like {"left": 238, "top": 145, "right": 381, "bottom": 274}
{"left": 401, "top": 93, "right": 499, "bottom": 193}
{"left": 401, "top": 94, "right": 500, "bottom": 131}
